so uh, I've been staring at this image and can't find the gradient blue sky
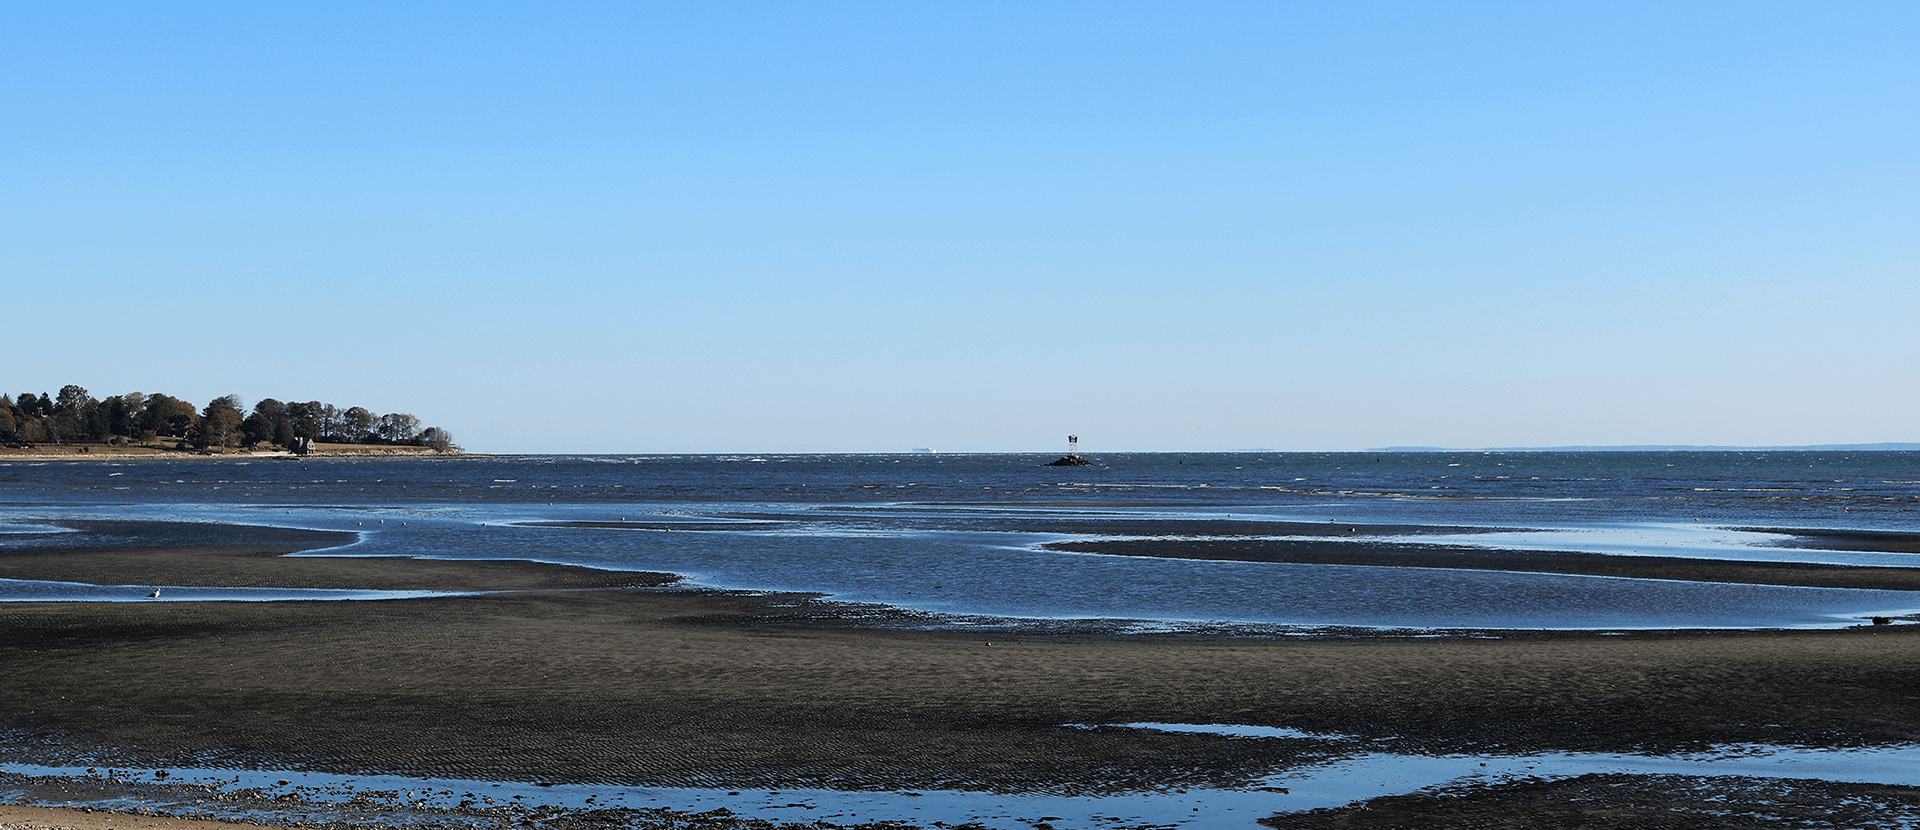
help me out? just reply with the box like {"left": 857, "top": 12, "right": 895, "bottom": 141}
{"left": 5, "top": 2, "right": 1915, "bottom": 453}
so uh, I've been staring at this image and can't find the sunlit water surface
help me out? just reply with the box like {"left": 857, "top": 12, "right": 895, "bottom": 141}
{"left": 5, "top": 453, "right": 1920, "bottom": 825}
{"left": 6, "top": 725, "right": 1919, "bottom": 830}
{"left": 3, "top": 451, "right": 1920, "bottom": 629}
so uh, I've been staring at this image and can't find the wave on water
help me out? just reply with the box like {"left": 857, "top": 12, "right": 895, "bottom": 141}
{"left": 3, "top": 451, "right": 1919, "bottom": 630}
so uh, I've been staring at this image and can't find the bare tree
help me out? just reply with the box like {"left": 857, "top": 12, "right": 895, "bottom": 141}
{"left": 313, "top": 402, "right": 341, "bottom": 441}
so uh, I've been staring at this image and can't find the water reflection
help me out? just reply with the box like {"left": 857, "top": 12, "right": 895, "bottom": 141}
{"left": 4, "top": 500, "right": 1919, "bottom": 629}
{"left": 0, "top": 577, "right": 469, "bottom": 603}
{"left": 6, "top": 730, "right": 1918, "bottom": 830}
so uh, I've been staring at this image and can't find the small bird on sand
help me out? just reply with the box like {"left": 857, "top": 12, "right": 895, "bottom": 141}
{"left": 147, "top": 588, "right": 161, "bottom": 598}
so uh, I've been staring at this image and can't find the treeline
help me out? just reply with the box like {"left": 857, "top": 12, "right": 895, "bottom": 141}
{"left": 1, "top": 385, "right": 456, "bottom": 453}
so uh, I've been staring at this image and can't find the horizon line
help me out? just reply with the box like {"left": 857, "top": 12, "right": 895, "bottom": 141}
{"left": 469, "top": 442, "right": 1920, "bottom": 456}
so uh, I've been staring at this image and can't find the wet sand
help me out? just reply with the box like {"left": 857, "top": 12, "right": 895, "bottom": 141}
{"left": 1044, "top": 536, "right": 1920, "bottom": 590}
{"left": 0, "top": 520, "right": 666, "bottom": 593}
{"left": 0, "top": 803, "right": 285, "bottom": 830}
{"left": 1257, "top": 774, "right": 1920, "bottom": 829}
{"left": 551, "top": 514, "right": 1920, "bottom": 591}
{"left": 4, "top": 521, "right": 1920, "bottom": 828}
{"left": 1756, "top": 526, "right": 1920, "bottom": 554}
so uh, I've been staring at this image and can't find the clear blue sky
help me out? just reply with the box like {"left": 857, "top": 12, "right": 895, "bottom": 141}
{"left": 5, "top": 2, "right": 1915, "bottom": 453}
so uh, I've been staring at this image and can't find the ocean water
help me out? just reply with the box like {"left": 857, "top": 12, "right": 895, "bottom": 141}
{"left": 2, "top": 451, "right": 1918, "bottom": 631}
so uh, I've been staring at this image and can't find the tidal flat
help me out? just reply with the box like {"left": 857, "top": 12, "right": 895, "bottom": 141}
{"left": 5, "top": 452, "right": 1920, "bottom": 827}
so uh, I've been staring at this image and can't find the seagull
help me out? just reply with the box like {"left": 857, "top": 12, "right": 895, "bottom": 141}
{"left": 147, "top": 588, "right": 161, "bottom": 598}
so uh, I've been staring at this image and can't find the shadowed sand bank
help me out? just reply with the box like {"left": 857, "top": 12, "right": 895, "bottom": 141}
{"left": 3, "top": 520, "right": 1920, "bottom": 829}
{"left": 1042, "top": 536, "right": 1920, "bottom": 590}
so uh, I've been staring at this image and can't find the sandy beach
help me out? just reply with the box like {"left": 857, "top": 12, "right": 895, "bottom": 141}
{"left": 3, "top": 520, "right": 1920, "bottom": 828}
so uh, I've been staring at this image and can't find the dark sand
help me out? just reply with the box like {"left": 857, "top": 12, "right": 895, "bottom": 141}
{"left": 1756, "top": 526, "right": 1920, "bottom": 554}
{"left": 556, "top": 514, "right": 1920, "bottom": 591}
{"left": 1052, "top": 530, "right": 1920, "bottom": 591}
{"left": 1258, "top": 774, "right": 1920, "bottom": 829}
{"left": 543, "top": 516, "right": 1513, "bottom": 538}
{"left": 0, "top": 520, "right": 664, "bottom": 594}
{"left": 4, "top": 521, "right": 1920, "bottom": 829}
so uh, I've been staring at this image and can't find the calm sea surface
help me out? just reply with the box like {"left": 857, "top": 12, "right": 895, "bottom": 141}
{"left": 4, "top": 451, "right": 1919, "bottom": 631}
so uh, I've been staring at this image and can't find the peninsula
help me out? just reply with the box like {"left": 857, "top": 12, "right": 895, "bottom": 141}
{"left": 1, "top": 384, "right": 456, "bottom": 456}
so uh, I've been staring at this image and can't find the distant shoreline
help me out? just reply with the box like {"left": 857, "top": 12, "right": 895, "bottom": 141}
{"left": 0, "top": 442, "right": 458, "bottom": 461}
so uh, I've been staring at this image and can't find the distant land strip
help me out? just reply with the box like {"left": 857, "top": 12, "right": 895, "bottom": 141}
{"left": 3, "top": 383, "right": 455, "bottom": 455}
{"left": 1369, "top": 443, "right": 1920, "bottom": 452}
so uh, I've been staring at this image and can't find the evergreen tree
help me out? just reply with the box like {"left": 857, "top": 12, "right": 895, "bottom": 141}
{"left": 341, "top": 406, "right": 375, "bottom": 442}
{"left": 139, "top": 394, "right": 199, "bottom": 438}
{"left": 192, "top": 395, "right": 245, "bottom": 449}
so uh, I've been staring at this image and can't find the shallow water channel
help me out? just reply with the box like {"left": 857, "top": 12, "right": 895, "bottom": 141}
{"left": 6, "top": 724, "right": 1918, "bottom": 829}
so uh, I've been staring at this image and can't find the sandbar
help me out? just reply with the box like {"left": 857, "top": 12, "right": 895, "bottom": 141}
{"left": 1044, "top": 536, "right": 1920, "bottom": 590}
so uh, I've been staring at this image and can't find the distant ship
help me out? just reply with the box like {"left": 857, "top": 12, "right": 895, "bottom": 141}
{"left": 911, "top": 448, "right": 937, "bottom": 454}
